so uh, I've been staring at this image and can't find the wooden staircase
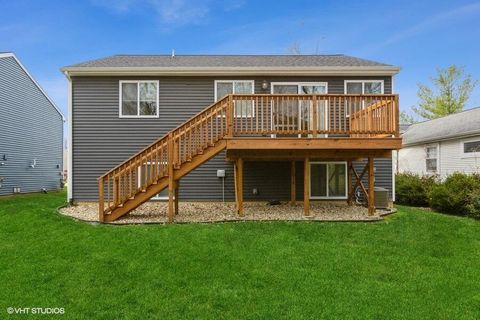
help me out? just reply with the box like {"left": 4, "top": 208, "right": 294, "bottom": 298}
{"left": 97, "top": 95, "right": 232, "bottom": 222}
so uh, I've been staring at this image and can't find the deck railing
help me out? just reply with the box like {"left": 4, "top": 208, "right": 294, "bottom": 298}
{"left": 98, "top": 93, "right": 399, "bottom": 220}
{"left": 230, "top": 94, "right": 399, "bottom": 137}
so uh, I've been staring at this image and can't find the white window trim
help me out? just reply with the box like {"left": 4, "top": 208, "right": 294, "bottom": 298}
{"left": 343, "top": 80, "right": 385, "bottom": 118}
{"left": 344, "top": 80, "right": 385, "bottom": 95}
{"left": 214, "top": 80, "right": 255, "bottom": 118}
{"left": 460, "top": 138, "right": 480, "bottom": 158}
{"left": 344, "top": 80, "right": 385, "bottom": 118}
{"left": 425, "top": 143, "right": 439, "bottom": 174}
{"left": 270, "top": 82, "right": 329, "bottom": 135}
{"left": 119, "top": 80, "right": 160, "bottom": 118}
{"left": 310, "top": 161, "right": 348, "bottom": 200}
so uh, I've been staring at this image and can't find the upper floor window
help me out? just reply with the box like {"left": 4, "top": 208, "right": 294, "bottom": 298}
{"left": 462, "top": 139, "right": 480, "bottom": 157}
{"left": 344, "top": 80, "right": 384, "bottom": 116}
{"left": 426, "top": 145, "right": 438, "bottom": 173}
{"left": 215, "top": 80, "right": 254, "bottom": 117}
{"left": 120, "top": 80, "right": 159, "bottom": 118}
{"left": 345, "top": 80, "right": 384, "bottom": 94}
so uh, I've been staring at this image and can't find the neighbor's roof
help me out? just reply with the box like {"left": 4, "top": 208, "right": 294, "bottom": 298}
{"left": 0, "top": 52, "right": 65, "bottom": 121}
{"left": 402, "top": 107, "right": 480, "bottom": 146}
{"left": 62, "top": 54, "right": 400, "bottom": 76}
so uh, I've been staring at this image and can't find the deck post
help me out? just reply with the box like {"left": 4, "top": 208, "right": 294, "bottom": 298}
{"left": 368, "top": 157, "right": 375, "bottom": 215}
{"left": 291, "top": 161, "right": 296, "bottom": 206}
{"left": 167, "top": 133, "right": 175, "bottom": 223}
{"left": 98, "top": 177, "right": 105, "bottom": 222}
{"left": 312, "top": 95, "right": 317, "bottom": 138}
{"left": 394, "top": 95, "right": 400, "bottom": 137}
{"left": 226, "top": 94, "right": 234, "bottom": 138}
{"left": 304, "top": 157, "right": 310, "bottom": 216}
{"left": 234, "top": 158, "right": 244, "bottom": 216}
{"left": 347, "top": 161, "right": 353, "bottom": 206}
{"left": 174, "top": 180, "right": 179, "bottom": 215}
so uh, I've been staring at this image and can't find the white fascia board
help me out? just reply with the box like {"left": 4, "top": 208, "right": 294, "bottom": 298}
{"left": 62, "top": 66, "right": 401, "bottom": 77}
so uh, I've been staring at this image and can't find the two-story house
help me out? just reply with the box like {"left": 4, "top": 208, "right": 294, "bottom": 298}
{"left": 62, "top": 54, "right": 401, "bottom": 222}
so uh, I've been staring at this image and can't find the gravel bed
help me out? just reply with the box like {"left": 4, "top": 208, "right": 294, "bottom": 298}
{"left": 60, "top": 201, "right": 387, "bottom": 224}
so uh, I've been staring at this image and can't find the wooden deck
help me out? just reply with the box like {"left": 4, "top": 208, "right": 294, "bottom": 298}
{"left": 98, "top": 93, "right": 401, "bottom": 223}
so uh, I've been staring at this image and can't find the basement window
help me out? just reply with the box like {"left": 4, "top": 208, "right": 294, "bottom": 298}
{"left": 119, "top": 81, "right": 159, "bottom": 118}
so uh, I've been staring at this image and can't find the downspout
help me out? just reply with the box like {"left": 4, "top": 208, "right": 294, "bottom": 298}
{"left": 64, "top": 71, "right": 73, "bottom": 203}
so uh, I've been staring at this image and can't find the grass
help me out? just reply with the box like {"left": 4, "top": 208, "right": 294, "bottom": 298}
{"left": 0, "top": 191, "right": 479, "bottom": 319}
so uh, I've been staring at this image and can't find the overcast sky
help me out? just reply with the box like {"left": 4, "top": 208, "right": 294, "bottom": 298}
{"left": 1, "top": 0, "right": 479, "bottom": 121}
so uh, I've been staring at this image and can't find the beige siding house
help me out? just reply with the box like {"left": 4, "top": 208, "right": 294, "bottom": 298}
{"left": 398, "top": 108, "right": 480, "bottom": 178}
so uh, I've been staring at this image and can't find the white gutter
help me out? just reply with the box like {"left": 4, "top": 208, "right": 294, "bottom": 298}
{"left": 62, "top": 66, "right": 401, "bottom": 77}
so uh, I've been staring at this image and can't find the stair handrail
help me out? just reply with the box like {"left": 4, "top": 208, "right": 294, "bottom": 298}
{"left": 97, "top": 95, "right": 231, "bottom": 180}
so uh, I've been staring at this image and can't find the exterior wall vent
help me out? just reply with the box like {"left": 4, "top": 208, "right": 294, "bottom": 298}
{"left": 13, "top": 186, "right": 21, "bottom": 194}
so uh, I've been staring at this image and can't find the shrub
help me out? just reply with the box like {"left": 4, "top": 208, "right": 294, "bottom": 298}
{"left": 396, "top": 172, "right": 438, "bottom": 206}
{"left": 429, "top": 172, "right": 480, "bottom": 218}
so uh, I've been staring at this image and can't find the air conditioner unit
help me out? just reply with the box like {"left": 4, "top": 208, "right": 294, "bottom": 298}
{"left": 374, "top": 187, "right": 389, "bottom": 209}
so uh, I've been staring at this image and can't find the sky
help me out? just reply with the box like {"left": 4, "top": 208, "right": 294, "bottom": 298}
{"left": 1, "top": 0, "right": 480, "bottom": 123}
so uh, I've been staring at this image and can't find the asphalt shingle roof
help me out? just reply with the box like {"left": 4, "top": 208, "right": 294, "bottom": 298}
{"left": 64, "top": 54, "right": 394, "bottom": 69}
{"left": 402, "top": 107, "right": 480, "bottom": 145}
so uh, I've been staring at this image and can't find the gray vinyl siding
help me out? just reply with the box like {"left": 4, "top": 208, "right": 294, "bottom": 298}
{"left": 0, "top": 56, "right": 63, "bottom": 196}
{"left": 71, "top": 75, "right": 392, "bottom": 201}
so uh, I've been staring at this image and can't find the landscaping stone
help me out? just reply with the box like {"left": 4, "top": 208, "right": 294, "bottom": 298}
{"left": 60, "top": 201, "right": 388, "bottom": 224}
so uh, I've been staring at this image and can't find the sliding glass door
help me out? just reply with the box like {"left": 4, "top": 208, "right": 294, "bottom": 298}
{"left": 271, "top": 83, "right": 327, "bottom": 135}
{"left": 310, "top": 162, "right": 347, "bottom": 199}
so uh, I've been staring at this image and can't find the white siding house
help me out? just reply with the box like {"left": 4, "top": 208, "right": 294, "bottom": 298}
{"left": 398, "top": 108, "right": 480, "bottom": 178}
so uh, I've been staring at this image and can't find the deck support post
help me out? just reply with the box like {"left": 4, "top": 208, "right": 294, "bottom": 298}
{"left": 174, "top": 180, "right": 179, "bottom": 216}
{"left": 98, "top": 177, "right": 105, "bottom": 223}
{"left": 291, "top": 161, "right": 296, "bottom": 206}
{"left": 167, "top": 133, "right": 175, "bottom": 223}
{"left": 304, "top": 157, "right": 310, "bottom": 216}
{"left": 368, "top": 157, "right": 375, "bottom": 215}
{"left": 234, "top": 158, "right": 244, "bottom": 216}
{"left": 347, "top": 161, "right": 353, "bottom": 206}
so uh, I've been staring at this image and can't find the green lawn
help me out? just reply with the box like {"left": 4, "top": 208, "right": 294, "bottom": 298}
{"left": 1, "top": 191, "right": 479, "bottom": 319}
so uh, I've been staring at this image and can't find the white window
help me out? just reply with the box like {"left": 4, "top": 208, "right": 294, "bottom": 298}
{"left": 345, "top": 80, "right": 384, "bottom": 95}
{"left": 214, "top": 80, "right": 254, "bottom": 117}
{"left": 425, "top": 145, "right": 438, "bottom": 173}
{"left": 462, "top": 139, "right": 480, "bottom": 157}
{"left": 344, "top": 80, "right": 384, "bottom": 116}
{"left": 119, "top": 80, "right": 159, "bottom": 118}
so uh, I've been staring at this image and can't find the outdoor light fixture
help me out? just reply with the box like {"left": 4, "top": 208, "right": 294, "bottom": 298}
{"left": 262, "top": 80, "right": 268, "bottom": 90}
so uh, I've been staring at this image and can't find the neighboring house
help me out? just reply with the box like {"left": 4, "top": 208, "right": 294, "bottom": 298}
{"left": 0, "top": 52, "right": 64, "bottom": 196}
{"left": 398, "top": 107, "right": 480, "bottom": 178}
{"left": 61, "top": 54, "right": 401, "bottom": 222}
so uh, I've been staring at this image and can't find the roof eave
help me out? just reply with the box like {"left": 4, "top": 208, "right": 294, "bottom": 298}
{"left": 61, "top": 66, "right": 401, "bottom": 77}
{"left": 403, "top": 130, "right": 480, "bottom": 147}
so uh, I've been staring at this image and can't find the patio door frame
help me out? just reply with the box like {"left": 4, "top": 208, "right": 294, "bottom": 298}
{"left": 310, "top": 161, "right": 348, "bottom": 200}
{"left": 270, "top": 82, "right": 328, "bottom": 136}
